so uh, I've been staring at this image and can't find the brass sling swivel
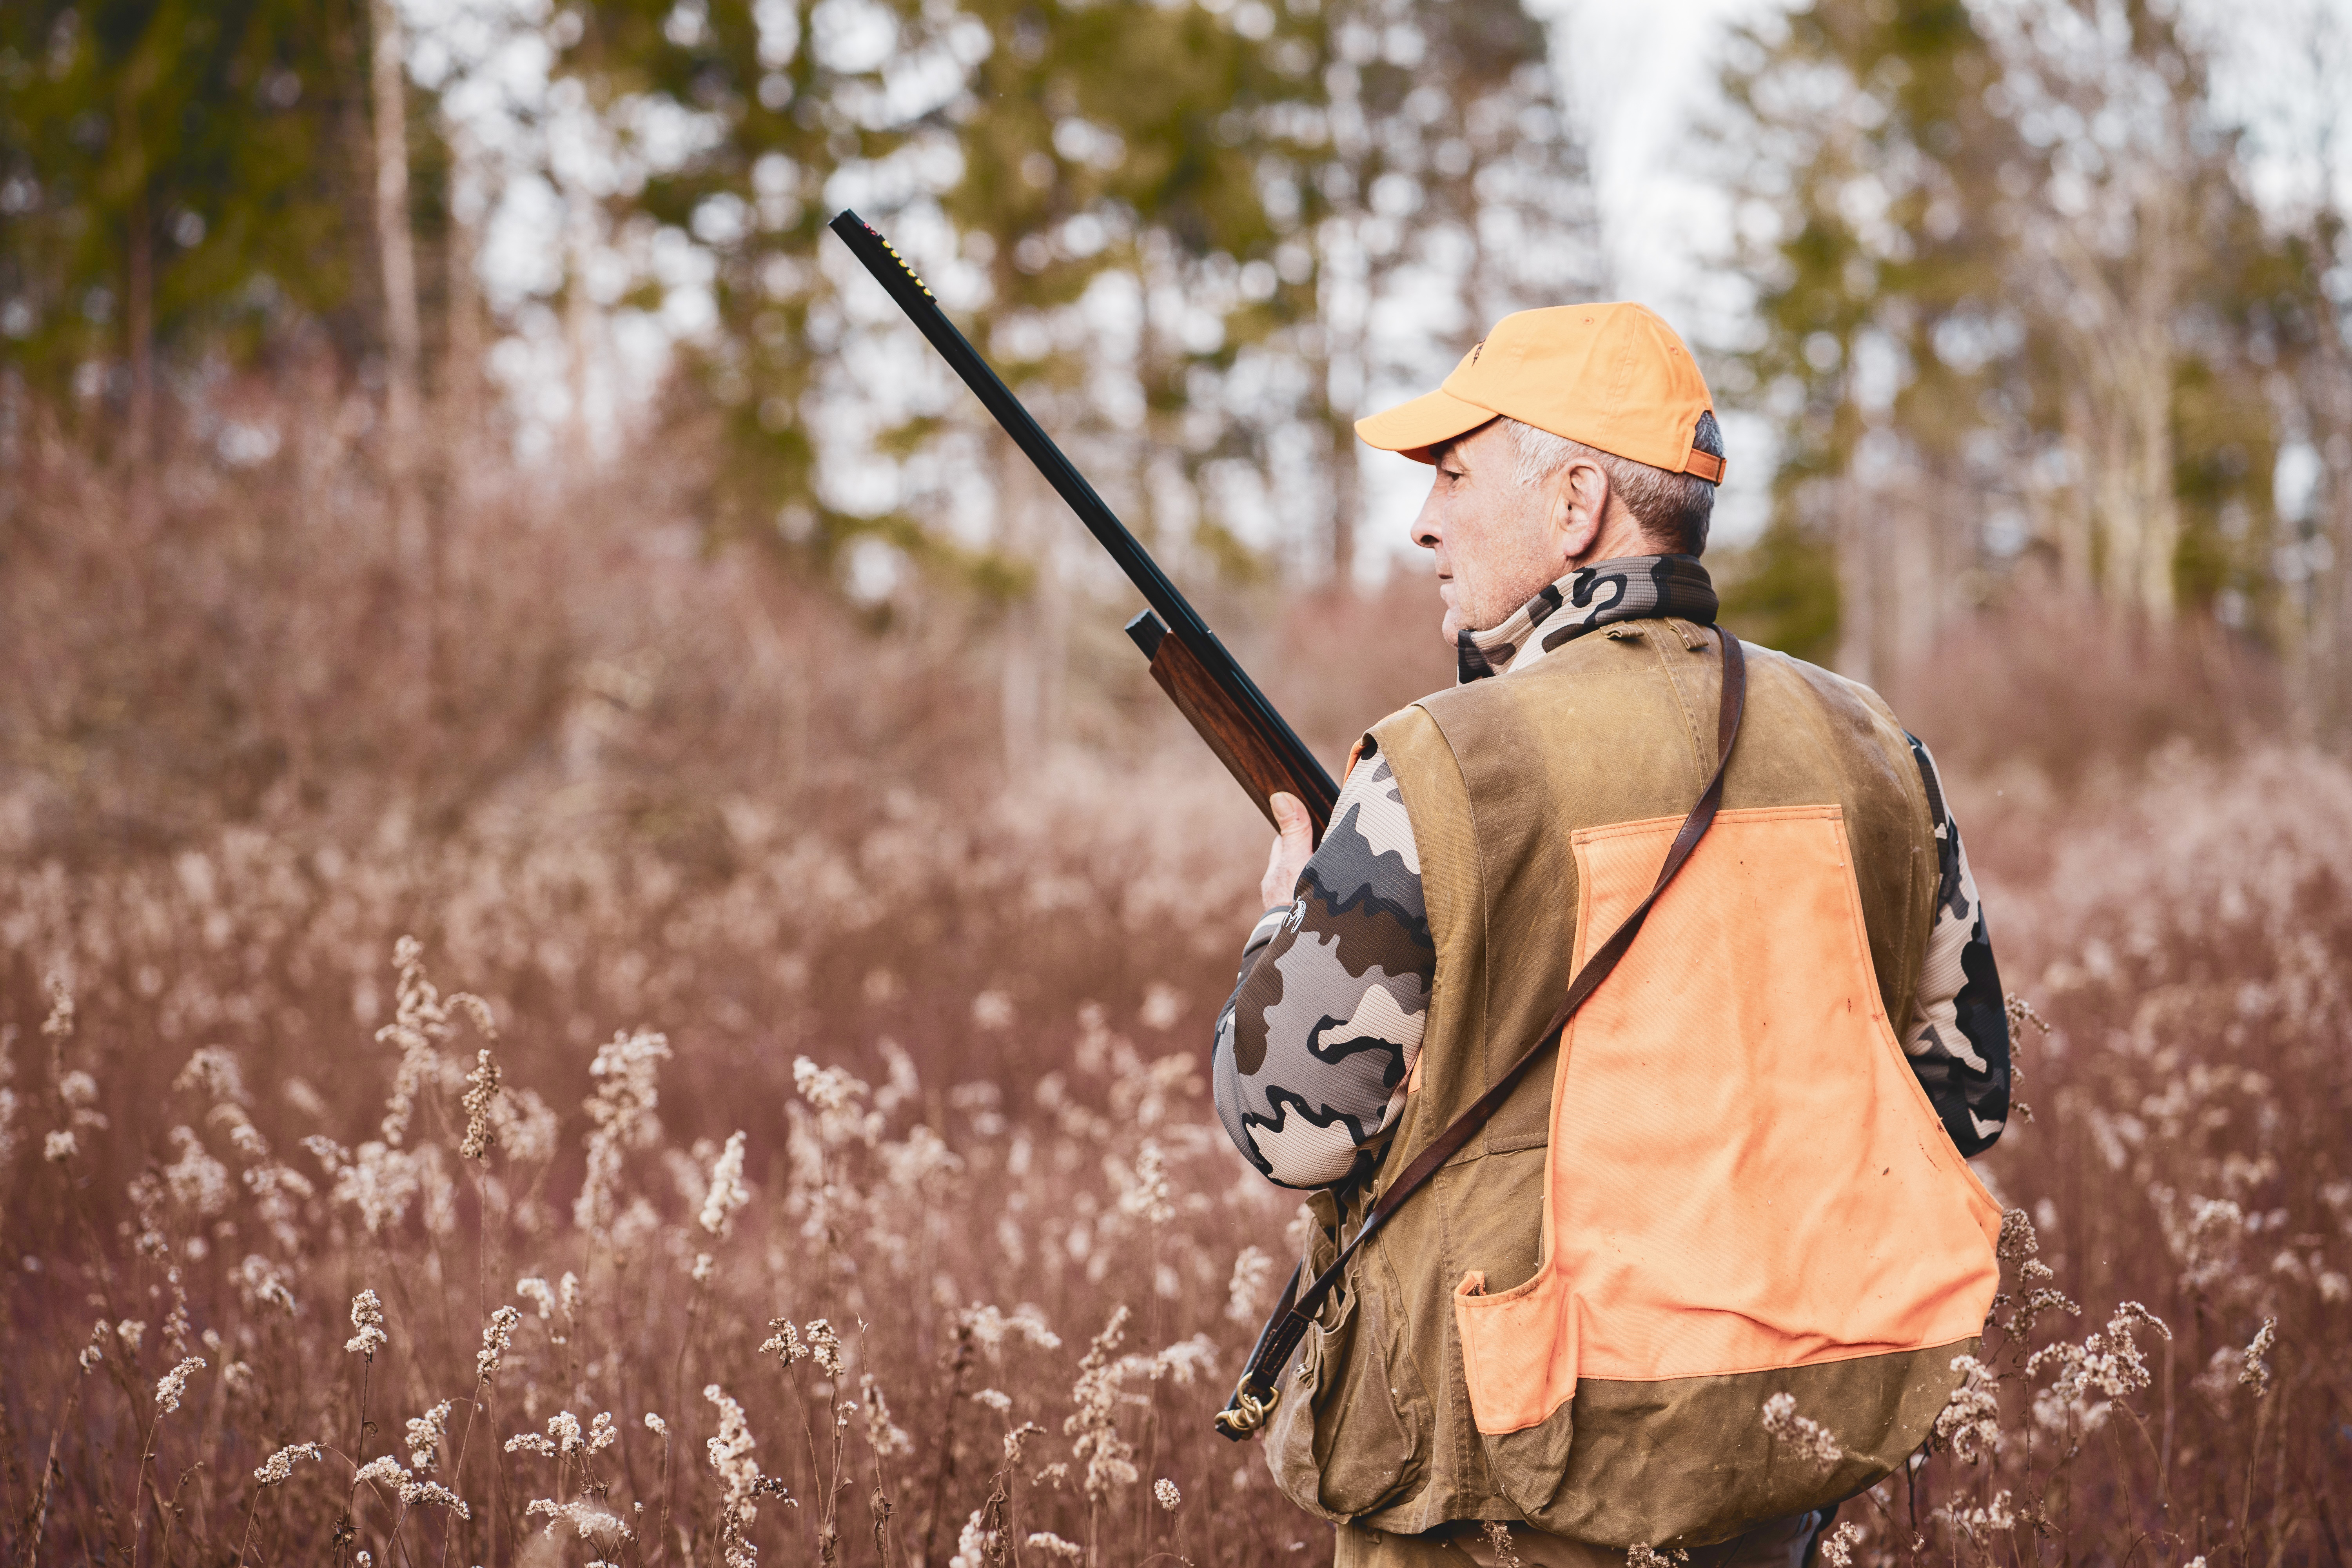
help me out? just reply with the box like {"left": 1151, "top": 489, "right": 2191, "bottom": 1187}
{"left": 1212, "top": 1381, "right": 1281, "bottom": 1440}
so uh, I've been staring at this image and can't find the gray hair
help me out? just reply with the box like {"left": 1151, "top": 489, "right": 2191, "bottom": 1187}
{"left": 1503, "top": 412, "right": 1722, "bottom": 556}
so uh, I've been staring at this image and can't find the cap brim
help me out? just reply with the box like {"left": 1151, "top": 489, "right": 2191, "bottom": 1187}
{"left": 1354, "top": 386, "right": 1496, "bottom": 463}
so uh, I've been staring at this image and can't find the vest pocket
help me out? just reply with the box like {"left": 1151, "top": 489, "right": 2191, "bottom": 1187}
{"left": 1453, "top": 1265, "right": 1577, "bottom": 1434}
{"left": 1454, "top": 1266, "right": 1583, "bottom": 1526}
{"left": 1266, "top": 1265, "right": 1427, "bottom": 1521}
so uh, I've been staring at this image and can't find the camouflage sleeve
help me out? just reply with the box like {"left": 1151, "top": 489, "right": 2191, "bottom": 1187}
{"left": 1212, "top": 742, "right": 1433, "bottom": 1189}
{"left": 1902, "top": 735, "right": 2011, "bottom": 1158}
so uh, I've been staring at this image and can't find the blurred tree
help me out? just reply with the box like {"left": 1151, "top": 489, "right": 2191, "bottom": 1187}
{"left": 2239, "top": 2, "right": 2352, "bottom": 739}
{"left": 1715, "top": 0, "right": 2028, "bottom": 671}
{"left": 1991, "top": 0, "right": 2285, "bottom": 629}
{"left": 910, "top": 0, "right": 1591, "bottom": 743}
{"left": 931, "top": 0, "right": 1325, "bottom": 753}
{"left": 1283, "top": 0, "right": 1597, "bottom": 581}
{"left": 0, "top": 0, "right": 411, "bottom": 457}
{"left": 552, "top": 0, "right": 1593, "bottom": 758}
{"left": 1716, "top": 0, "right": 2313, "bottom": 689}
{"left": 370, "top": 0, "right": 425, "bottom": 506}
{"left": 548, "top": 0, "right": 925, "bottom": 540}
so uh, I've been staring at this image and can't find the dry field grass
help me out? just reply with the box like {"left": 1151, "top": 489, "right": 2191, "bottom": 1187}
{"left": 1, "top": 397, "right": 2347, "bottom": 1567}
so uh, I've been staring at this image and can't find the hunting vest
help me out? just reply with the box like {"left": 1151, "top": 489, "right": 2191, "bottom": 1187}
{"left": 1261, "top": 618, "right": 2002, "bottom": 1546}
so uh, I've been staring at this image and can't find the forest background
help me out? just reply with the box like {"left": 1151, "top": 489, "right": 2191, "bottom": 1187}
{"left": 3, "top": 0, "right": 2350, "bottom": 1565}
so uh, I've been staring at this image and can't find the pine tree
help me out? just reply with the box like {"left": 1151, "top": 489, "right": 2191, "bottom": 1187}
{"left": 0, "top": 0, "right": 401, "bottom": 456}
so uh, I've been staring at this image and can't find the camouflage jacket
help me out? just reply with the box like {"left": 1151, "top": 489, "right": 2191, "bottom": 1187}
{"left": 1211, "top": 555, "right": 2012, "bottom": 1189}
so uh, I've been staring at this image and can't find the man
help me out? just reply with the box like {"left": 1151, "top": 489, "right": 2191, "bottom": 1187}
{"left": 1211, "top": 304, "right": 2011, "bottom": 1566}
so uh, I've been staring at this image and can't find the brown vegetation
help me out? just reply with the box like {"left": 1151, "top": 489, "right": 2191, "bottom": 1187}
{"left": 2, "top": 403, "right": 2346, "bottom": 1566}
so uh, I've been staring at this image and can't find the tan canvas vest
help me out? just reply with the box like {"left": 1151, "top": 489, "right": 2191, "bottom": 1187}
{"left": 1261, "top": 620, "right": 2002, "bottom": 1547}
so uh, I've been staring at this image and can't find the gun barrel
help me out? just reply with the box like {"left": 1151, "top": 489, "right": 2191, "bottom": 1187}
{"left": 828, "top": 209, "right": 1339, "bottom": 830}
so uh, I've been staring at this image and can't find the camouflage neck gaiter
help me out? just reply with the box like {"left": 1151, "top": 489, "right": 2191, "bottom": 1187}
{"left": 1455, "top": 554, "right": 1717, "bottom": 685}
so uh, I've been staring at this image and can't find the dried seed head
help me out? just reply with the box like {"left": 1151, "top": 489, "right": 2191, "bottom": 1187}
{"left": 354, "top": 1455, "right": 410, "bottom": 1490}
{"left": 476, "top": 1305, "right": 523, "bottom": 1384}
{"left": 1116, "top": 1142, "right": 1173, "bottom": 1225}
{"left": 860, "top": 1375, "right": 912, "bottom": 1458}
{"left": 1225, "top": 1246, "right": 1274, "bottom": 1325}
{"left": 1002, "top": 1421, "right": 1045, "bottom": 1466}
{"left": 1935, "top": 1355, "right": 2004, "bottom": 1463}
{"left": 346, "top": 1290, "right": 387, "bottom": 1359}
{"left": 398, "top": 1478, "right": 471, "bottom": 1519}
{"left": 236, "top": 1256, "right": 298, "bottom": 1317}
{"left": 406, "top": 1400, "right": 455, "bottom": 1470}
{"left": 1996, "top": 1208, "right": 2039, "bottom": 1264}
{"left": 253, "top": 1442, "right": 324, "bottom": 1485}
{"left": 759, "top": 1319, "right": 806, "bottom": 1365}
{"left": 576, "top": 1031, "right": 672, "bottom": 1234}
{"left": 40, "top": 975, "right": 74, "bottom": 1044}
{"left": 460, "top": 1049, "right": 502, "bottom": 1161}
{"left": 154, "top": 1356, "right": 205, "bottom": 1415}
{"left": 2004, "top": 994, "right": 2050, "bottom": 1036}
{"left": 1760, "top": 1392, "right": 1842, "bottom": 1466}
{"left": 699, "top": 1130, "right": 750, "bottom": 1237}
{"left": 704, "top": 1380, "right": 791, "bottom": 1563}
{"left": 2239, "top": 1318, "right": 2277, "bottom": 1397}
{"left": 948, "top": 1507, "right": 997, "bottom": 1568}
{"left": 803, "top": 1319, "right": 844, "bottom": 1378}
{"left": 1154, "top": 1478, "right": 1181, "bottom": 1510}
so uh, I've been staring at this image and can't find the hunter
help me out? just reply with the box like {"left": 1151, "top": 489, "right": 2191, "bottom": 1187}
{"left": 1212, "top": 304, "right": 2013, "bottom": 1566}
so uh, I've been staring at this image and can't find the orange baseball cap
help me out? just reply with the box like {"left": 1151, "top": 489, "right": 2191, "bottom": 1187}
{"left": 1355, "top": 303, "right": 1725, "bottom": 483}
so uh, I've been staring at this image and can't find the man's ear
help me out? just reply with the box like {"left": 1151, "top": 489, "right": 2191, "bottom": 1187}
{"left": 1555, "top": 458, "right": 1611, "bottom": 559}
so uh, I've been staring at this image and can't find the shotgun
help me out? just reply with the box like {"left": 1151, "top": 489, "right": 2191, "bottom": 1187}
{"left": 828, "top": 209, "right": 1340, "bottom": 839}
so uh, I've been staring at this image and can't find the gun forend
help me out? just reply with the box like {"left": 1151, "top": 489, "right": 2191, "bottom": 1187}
{"left": 1125, "top": 613, "right": 1334, "bottom": 837}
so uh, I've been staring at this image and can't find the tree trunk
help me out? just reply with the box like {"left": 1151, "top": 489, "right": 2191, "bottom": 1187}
{"left": 125, "top": 181, "right": 155, "bottom": 493}
{"left": 995, "top": 430, "right": 1065, "bottom": 768}
{"left": 370, "top": 0, "right": 432, "bottom": 731}
{"left": 1328, "top": 411, "right": 1360, "bottom": 590}
{"left": 1833, "top": 475, "right": 1878, "bottom": 688}
{"left": 1316, "top": 231, "right": 1371, "bottom": 590}
{"left": 442, "top": 130, "right": 488, "bottom": 474}
{"left": 370, "top": 0, "right": 423, "bottom": 481}
{"left": 2303, "top": 297, "right": 2352, "bottom": 742}
{"left": 563, "top": 177, "right": 607, "bottom": 465}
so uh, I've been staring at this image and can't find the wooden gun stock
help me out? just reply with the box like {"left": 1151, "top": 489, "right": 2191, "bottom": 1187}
{"left": 1125, "top": 612, "right": 1335, "bottom": 838}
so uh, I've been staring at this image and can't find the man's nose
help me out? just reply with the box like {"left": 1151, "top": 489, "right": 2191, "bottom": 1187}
{"left": 1410, "top": 503, "right": 1442, "bottom": 551}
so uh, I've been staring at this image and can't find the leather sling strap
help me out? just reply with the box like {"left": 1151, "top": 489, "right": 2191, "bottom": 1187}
{"left": 1215, "top": 626, "right": 1748, "bottom": 1440}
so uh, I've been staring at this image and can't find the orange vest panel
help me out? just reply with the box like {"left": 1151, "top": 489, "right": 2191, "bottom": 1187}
{"left": 1454, "top": 806, "right": 2003, "bottom": 1436}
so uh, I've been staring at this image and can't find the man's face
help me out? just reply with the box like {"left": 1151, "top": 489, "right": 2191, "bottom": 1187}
{"left": 1409, "top": 419, "right": 1571, "bottom": 642}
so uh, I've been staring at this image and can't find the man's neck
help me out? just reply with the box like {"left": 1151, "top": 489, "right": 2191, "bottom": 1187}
{"left": 1455, "top": 555, "right": 1717, "bottom": 684}
{"left": 1566, "top": 511, "right": 1657, "bottom": 573}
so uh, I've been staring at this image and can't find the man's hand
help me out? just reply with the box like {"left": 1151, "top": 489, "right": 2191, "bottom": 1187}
{"left": 1259, "top": 791, "right": 1315, "bottom": 911}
